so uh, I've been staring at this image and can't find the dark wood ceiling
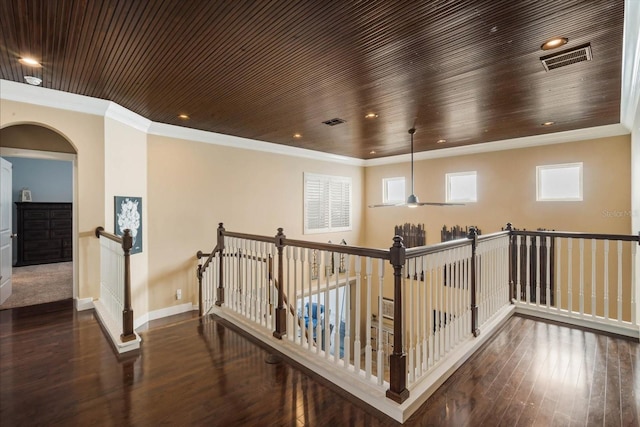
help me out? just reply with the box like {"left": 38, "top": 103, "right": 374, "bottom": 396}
{"left": 0, "top": 0, "right": 624, "bottom": 159}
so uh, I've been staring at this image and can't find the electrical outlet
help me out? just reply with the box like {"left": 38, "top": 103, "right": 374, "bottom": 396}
{"left": 176, "top": 289, "right": 182, "bottom": 300}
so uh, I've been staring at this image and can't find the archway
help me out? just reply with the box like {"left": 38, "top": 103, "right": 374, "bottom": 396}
{"left": 0, "top": 123, "right": 78, "bottom": 310}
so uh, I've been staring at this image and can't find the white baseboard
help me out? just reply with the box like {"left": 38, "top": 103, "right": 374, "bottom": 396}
{"left": 134, "top": 302, "right": 197, "bottom": 330}
{"left": 75, "top": 297, "right": 94, "bottom": 311}
{"left": 93, "top": 299, "right": 141, "bottom": 354}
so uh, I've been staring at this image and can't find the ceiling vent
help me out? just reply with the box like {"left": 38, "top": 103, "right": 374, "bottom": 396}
{"left": 540, "top": 43, "right": 592, "bottom": 71}
{"left": 322, "top": 118, "right": 346, "bottom": 126}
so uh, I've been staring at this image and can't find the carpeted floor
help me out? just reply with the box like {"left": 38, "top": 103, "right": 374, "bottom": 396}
{"left": 0, "top": 262, "right": 73, "bottom": 310}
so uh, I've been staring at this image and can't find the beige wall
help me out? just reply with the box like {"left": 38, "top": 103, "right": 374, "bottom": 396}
{"left": 364, "top": 135, "right": 632, "bottom": 249}
{"left": 146, "top": 134, "right": 365, "bottom": 311}
{"left": 104, "top": 117, "right": 149, "bottom": 318}
{"left": 1, "top": 94, "right": 635, "bottom": 327}
{"left": 0, "top": 99, "right": 105, "bottom": 301}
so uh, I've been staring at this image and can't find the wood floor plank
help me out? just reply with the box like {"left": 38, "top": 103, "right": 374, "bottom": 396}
{"left": 1, "top": 307, "right": 638, "bottom": 426}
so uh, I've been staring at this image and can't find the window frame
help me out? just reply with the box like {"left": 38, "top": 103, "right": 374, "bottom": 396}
{"left": 536, "top": 162, "right": 583, "bottom": 202}
{"left": 382, "top": 176, "right": 406, "bottom": 204}
{"left": 445, "top": 171, "right": 478, "bottom": 203}
{"left": 303, "top": 172, "right": 352, "bottom": 235}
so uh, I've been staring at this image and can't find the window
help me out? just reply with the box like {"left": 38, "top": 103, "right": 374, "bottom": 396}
{"left": 383, "top": 177, "right": 405, "bottom": 204}
{"left": 446, "top": 171, "right": 477, "bottom": 203}
{"left": 304, "top": 173, "right": 352, "bottom": 234}
{"left": 537, "top": 162, "right": 583, "bottom": 201}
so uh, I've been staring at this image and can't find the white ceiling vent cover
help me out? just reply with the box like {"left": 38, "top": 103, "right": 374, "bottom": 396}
{"left": 540, "top": 43, "right": 592, "bottom": 71}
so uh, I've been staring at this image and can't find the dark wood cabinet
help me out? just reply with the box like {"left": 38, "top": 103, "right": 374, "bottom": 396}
{"left": 15, "top": 202, "right": 72, "bottom": 266}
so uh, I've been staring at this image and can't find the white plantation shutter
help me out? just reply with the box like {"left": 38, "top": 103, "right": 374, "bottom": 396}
{"left": 304, "top": 173, "right": 352, "bottom": 234}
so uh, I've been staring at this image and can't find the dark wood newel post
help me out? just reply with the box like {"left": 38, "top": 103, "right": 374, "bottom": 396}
{"left": 386, "top": 236, "right": 409, "bottom": 403}
{"left": 506, "top": 222, "right": 515, "bottom": 304}
{"left": 216, "top": 223, "right": 225, "bottom": 307}
{"left": 273, "top": 228, "right": 287, "bottom": 339}
{"left": 469, "top": 227, "right": 480, "bottom": 337}
{"left": 196, "top": 262, "right": 203, "bottom": 316}
{"left": 120, "top": 229, "right": 136, "bottom": 342}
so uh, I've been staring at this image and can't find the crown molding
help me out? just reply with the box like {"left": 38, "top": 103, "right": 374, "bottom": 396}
{"left": 1, "top": 79, "right": 364, "bottom": 166}
{"left": 147, "top": 122, "right": 365, "bottom": 166}
{"left": 0, "top": 79, "right": 109, "bottom": 116}
{"left": 1, "top": 79, "right": 631, "bottom": 168}
{"left": 364, "top": 123, "right": 630, "bottom": 167}
{"left": 104, "top": 102, "right": 151, "bottom": 133}
{"left": 622, "top": 0, "right": 640, "bottom": 131}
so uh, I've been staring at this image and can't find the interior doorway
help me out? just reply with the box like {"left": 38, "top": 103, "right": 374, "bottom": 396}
{"left": 0, "top": 124, "right": 78, "bottom": 310}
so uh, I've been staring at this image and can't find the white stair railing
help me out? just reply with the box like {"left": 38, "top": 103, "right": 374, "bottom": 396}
{"left": 94, "top": 226, "right": 139, "bottom": 353}
{"left": 511, "top": 229, "right": 640, "bottom": 338}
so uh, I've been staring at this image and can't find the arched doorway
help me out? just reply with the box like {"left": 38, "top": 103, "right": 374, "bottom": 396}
{"left": 0, "top": 124, "right": 78, "bottom": 310}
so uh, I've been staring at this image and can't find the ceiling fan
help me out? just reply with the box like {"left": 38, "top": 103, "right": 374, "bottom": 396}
{"left": 368, "top": 128, "right": 465, "bottom": 208}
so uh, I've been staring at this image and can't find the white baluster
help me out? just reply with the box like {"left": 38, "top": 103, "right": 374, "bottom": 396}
{"left": 426, "top": 253, "right": 434, "bottom": 369}
{"left": 286, "top": 245, "right": 293, "bottom": 341}
{"left": 525, "top": 236, "right": 531, "bottom": 306}
{"left": 300, "top": 248, "right": 307, "bottom": 347}
{"left": 567, "top": 238, "right": 573, "bottom": 316}
{"left": 579, "top": 239, "right": 585, "bottom": 317}
{"left": 419, "top": 255, "right": 426, "bottom": 376}
{"left": 365, "top": 257, "right": 372, "bottom": 379}
{"left": 377, "top": 260, "right": 384, "bottom": 386}
{"left": 591, "top": 239, "right": 596, "bottom": 319}
{"left": 324, "top": 251, "right": 331, "bottom": 359}
{"left": 354, "top": 255, "right": 362, "bottom": 372}
{"left": 631, "top": 243, "right": 637, "bottom": 327}
{"left": 617, "top": 240, "right": 623, "bottom": 323}
{"left": 604, "top": 240, "right": 609, "bottom": 320}
{"left": 334, "top": 251, "right": 340, "bottom": 364}
{"left": 315, "top": 250, "right": 322, "bottom": 355}
{"left": 343, "top": 254, "right": 351, "bottom": 369}
{"left": 556, "top": 238, "right": 562, "bottom": 313}
{"left": 516, "top": 236, "right": 522, "bottom": 304}
{"left": 408, "top": 258, "right": 415, "bottom": 383}
{"left": 535, "top": 236, "right": 540, "bottom": 308}
{"left": 545, "top": 236, "right": 551, "bottom": 310}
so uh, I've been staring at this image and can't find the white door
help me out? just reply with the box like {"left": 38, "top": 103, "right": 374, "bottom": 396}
{"left": 0, "top": 157, "right": 13, "bottom": 305}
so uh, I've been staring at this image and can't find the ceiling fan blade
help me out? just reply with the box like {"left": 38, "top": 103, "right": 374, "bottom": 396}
{"left": 368, "top": 202, "right": 407, "bottom": 208}
{"left": 368, "top": 201, "right": 464, "bottom": 208}
{"left": 415, "top": 202, "right": 465, "bottom": 206}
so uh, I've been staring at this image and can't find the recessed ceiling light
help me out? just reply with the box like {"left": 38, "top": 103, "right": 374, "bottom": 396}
{"left": 369, "top": 150, "right": 376, "bottom": 154}
{"left": 293, "top": 133, "right": 302, "bottom": 138}
{"left": 436, "top": 139, "right": 447, "bottom": 144}
{"left": 364, "top": 113, "right": 378, "bottom": 119}
{"left": 178, "top": 114, "right": 189, "bottom": 120}
{"left": 19, "top": 57, "right": 41, "bottom": 67}
{"left": 24, "top": 76, "right": 42, "bottom": 86}
{"left": 542, "top": 121, "right": 555, "bottom": 126}
{"left": 541, "top": 37, "right": 568, "bottom": 50}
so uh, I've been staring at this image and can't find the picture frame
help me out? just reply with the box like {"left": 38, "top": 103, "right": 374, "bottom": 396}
{"left": 20, "top": 188, "right": 32, "bottom": 202}
{"left": 114, "top": 196, "right": 143, "bottom": 254}
{"left": 382, "top": 297, "right": 394, "bottom": 320}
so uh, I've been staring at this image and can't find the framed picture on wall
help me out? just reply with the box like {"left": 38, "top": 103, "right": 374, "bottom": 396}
{"left": 114, "top": 196, "right": 143, "bottom": 254}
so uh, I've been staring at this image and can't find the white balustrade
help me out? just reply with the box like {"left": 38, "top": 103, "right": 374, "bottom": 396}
{"left": 512, "top": 232, "right": 639, "bottom": 338}
{"left": 99, "top": 236, "right": 125, "bottom": 332}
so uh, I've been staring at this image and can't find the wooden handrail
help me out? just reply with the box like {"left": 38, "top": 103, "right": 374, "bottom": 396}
{"left": 95, "top": 226, "right": 122, "bottom": 244}
{"left": 283, "top": 238, "right": 391, "bottom": 259}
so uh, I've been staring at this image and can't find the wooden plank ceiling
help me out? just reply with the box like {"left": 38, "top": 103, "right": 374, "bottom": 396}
{"left": 0, "top": 0, "right": 624, "bottom": 159}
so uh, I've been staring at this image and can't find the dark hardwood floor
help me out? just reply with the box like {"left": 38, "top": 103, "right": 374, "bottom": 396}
{"left": 1, "top": 305, "right": 638, "bottom": 426}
